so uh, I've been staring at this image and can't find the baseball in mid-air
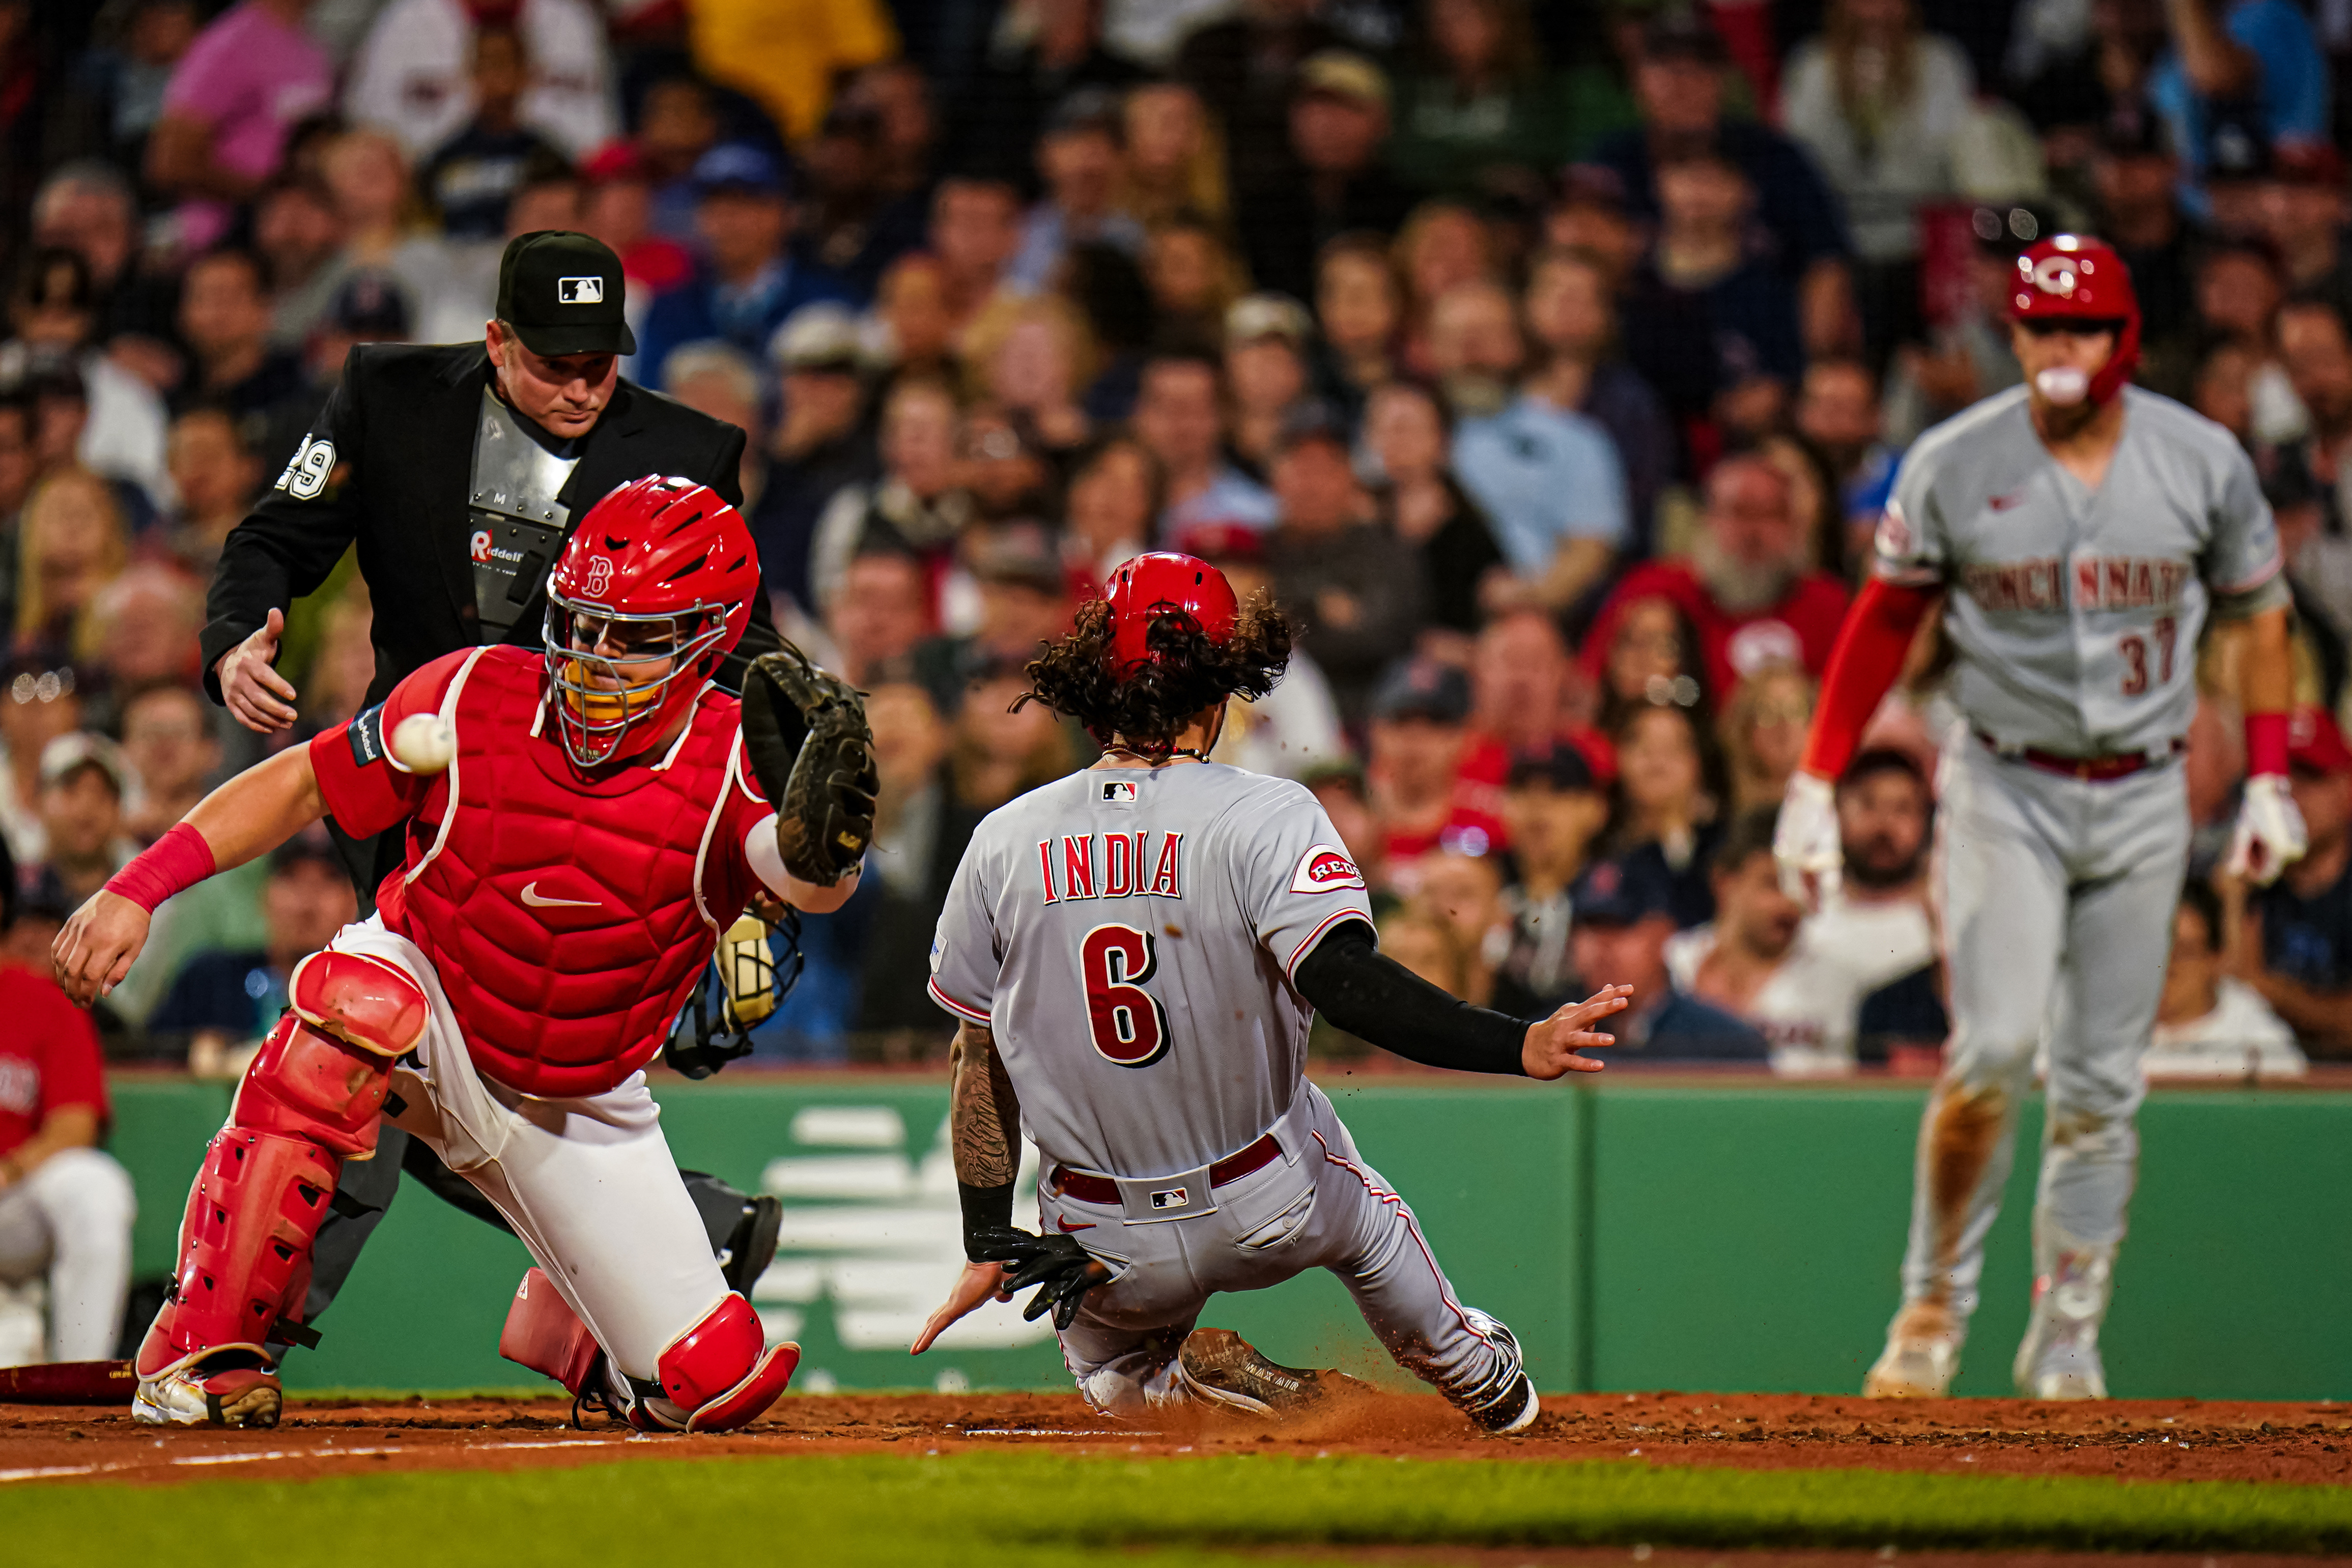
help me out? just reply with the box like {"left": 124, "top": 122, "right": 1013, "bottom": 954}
{"left": 392, "top": 712, "right": 456, "bottom": 774}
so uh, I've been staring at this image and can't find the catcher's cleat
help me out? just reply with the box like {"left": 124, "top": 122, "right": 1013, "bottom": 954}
{"left": 1863, "top": 1299, "right": 1963, "bottom": 1398}
{"left": 721, "top": 1194, "right": 784, "bottom": 1297}
{"left": 132, "top": 1351, "right": 282, "bottom": 1429}
{"left": 1455, "top": 1311, "right": 1539, "bottom": 1434}
{"left": 1175, "top": 1328, "right": 1366, "bottom": 1419}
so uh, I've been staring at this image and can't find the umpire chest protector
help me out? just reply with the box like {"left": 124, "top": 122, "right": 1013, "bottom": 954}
{"left": 467, "top": 390, "right": 583, "bottom": 640}
{"left": 378, "top": 646, "right": 764, "bottom": 1097}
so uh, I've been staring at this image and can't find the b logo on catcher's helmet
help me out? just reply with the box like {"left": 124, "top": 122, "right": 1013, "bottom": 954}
{"left": 1290, "top": 843, "right": 1366, "bottom": 894}
{"left": 584, "top": 555, "right": 614, "bottom": 596}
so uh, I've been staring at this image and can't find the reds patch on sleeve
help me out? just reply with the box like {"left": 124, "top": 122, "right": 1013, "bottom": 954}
{"left": 1289, "top": 843, "right": 1365, "bottom": 894}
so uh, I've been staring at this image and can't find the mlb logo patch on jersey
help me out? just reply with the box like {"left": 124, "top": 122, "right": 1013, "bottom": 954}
{"left": 1290, "top": 843, "right": 1365, "bottom": 893}
{"left": 557, "top": 276, "right": 605, "bottom": 304}
{"left": 1101, "top": 780, "right": 1137, "bottom": 803}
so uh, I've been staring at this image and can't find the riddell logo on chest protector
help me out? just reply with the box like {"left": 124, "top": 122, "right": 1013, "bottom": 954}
{"left": 1290, "top": 844, "right": 1365, "bottom": 893}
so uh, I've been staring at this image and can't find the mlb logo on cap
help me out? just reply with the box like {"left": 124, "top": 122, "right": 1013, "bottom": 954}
{"left": 557, "top": 276, "right": 604, "bottom": 304}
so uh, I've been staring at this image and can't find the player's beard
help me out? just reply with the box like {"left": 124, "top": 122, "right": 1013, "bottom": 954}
{"left": 1691, "top": 530, "right": 1798, "bottom": 615}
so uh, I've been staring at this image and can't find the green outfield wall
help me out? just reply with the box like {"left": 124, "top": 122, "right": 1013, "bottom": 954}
{"left": 102, "top": 1074, "right": 2352, "bottom": 1400}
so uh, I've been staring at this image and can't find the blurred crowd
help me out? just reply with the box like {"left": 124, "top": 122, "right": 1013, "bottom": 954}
{"left": 1, "top": 0, "right": 2350, "bottom": 1080}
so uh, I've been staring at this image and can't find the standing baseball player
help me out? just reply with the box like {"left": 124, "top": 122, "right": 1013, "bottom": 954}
{"left": 909, "top": 553, "right": 1630, "bottom": 1429}
{"left": 52, "top": 476, "right": 877, "bottom": 1430}
{"left": 1774, "top": 236, "right": 2302, "bottom": 1400}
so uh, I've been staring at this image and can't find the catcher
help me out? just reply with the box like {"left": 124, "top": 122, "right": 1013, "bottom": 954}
{"left": 53, "top": 475, "right": 877, "bottom": 1431}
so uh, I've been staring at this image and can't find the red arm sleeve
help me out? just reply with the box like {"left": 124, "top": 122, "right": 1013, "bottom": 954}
{"left": 1797, "top": 578, "right": 1940, "bottom": 781}
{"left": 306, "top": 649, "right": 471, "bottom": 839}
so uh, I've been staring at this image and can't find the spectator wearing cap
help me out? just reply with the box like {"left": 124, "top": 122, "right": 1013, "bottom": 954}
{"left": 1359, "top": 380, "right": 1503, "bottom": 640}
{"left": 1492, "top": 738, "right": 1610, "bottom": 1018}
{"left": 1009, "top": 88, "right": 1148, "bottom": 296}
{"left": 580, "top": 144, "right": 697, "bottom": 306}
{"left": 2278, "top": 298, "right": 2352, "bottom": 543}
{"left": 21, "top": 732, "right": 134, "bottom": 914}
{"left": 1521, "top": 246, "right": 1676, "bottom": 558}
{"left": 1233, "top": 50, "right": 1421, "bottom": 303}
{"left": 301, "top": 273, "right": 413, "bottom": 396}
{"left": 2261, "top": 146, "right": 2351, "bottom": 313}
{"left": 1589, "top": 9, "right": 1856, "bottom": 359}
{"left": 2235, "top": 705, "right": 2352, "bottom": 1057}
{"left": 146, "top": 0, "right": 334, "bottom": 254}
{"left": 1433, "top": 278, "right": 1630, "bottom": 612}
{"left": 155, "top": 404, "right": 261, "bottom": 579}
{"left": 911, "top": 528, "right": 1073, "bottom": 715}
{"left": 753, "top": 304, "right": 881, "bottom": 615}
{"left": 1180, "top": 521, "right": 1347, "bottom": 781}
{"left": 951, "top": 0, "right": 1145, "bottom": 187}
{"left": 417, "top": 24, "right": 569, "bottom": 243}
{"left": 2150, "top": 877, "right": 2303, "bottom": 1076}
{"left": 1265, "top": 404, "right": 1423, "bottom": 724}
{"left": 0, "top": 860, "right": 135, "bottom": 1361}
{"left": 635, "top": 145, "right": 857, "bottom": 393}
{"left": 2145, "top": 0, "right": 2329, "bottom": 221}
{"left": 149, "top": 834, "right": 358, "bottom": 1076}
{"left": 792, "top": 98, "right": 929, "bottom": 302}
{"left": 253, "top": 177, "right": 350, "bottom": 354}
{"left": 1223, "top": 293, "right": 1316, "bottom": 476}
{"left": 1665, "top": 805, "right": 1902, "bottom": 1074}
{"left": 1777, "top": 0, "right": 1976, "bottom": 355}
{"left": 1131, "top": 347, "right": 1278, "bottom": 538}
{"left": 1880, "top": 204, "right": 2040, "bottom": 447}
{"left": 1567, "top": 853, "right": 1767, "bottom": 1062}
{"left": 1364, "top": 658, "right": 1506, "bottom": 878}
{"left": 2093, "top": 108, "right": 2202, "bottom": 346}
{"left": 1583, "top": 451, "right": 1851, "bottom": 703}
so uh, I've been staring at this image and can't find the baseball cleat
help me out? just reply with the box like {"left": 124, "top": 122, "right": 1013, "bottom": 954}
{"left": 1863, "top": 1300, "right": 1962, "bottom": 1398}
{"left": 1456, "top": 1310, "right": 1539, "bottom": 1434}
{"left": 1175, "top": 1328, "right": 1364, "bottom": 1419}
{"left": 2015, "top": 1326, "right": 2106, "bottom": 1400}
{"left": 133, "top": 1353, "right": 282, "bottom": 1429}
{"left": 2014, "top": 1237, "right": 2114, "bottom": 1400}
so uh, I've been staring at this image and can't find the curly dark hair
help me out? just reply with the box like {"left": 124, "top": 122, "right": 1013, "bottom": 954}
{"left": 1019, "top": 590, "right": 1293, "bottom": 759}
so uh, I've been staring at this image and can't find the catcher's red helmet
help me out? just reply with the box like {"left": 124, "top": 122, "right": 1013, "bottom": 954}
{"left": 1103, "top": 552, "right": 1238, "bottom": 680}
{"left": 2010, "top": 235, "right": 2141, "bottom": 405}
{"left": 543, "top": 475, "right": 757, "bottom": 767}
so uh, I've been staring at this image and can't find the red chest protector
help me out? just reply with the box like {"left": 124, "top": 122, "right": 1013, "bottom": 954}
{"left": 378, "top": 647, "right": 762, "bottom": 1098}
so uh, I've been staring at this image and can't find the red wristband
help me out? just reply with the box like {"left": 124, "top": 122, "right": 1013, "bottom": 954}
{"left": 2246, "top": 711, "right": 2290, "bottom": 779}
{"left": 104, "top": 822, "right": 217, "bottom": 913}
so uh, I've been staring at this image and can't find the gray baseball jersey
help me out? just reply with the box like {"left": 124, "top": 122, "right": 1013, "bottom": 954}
{"left": 1876, "top": 385, "right": 2286, "bottom": 754}
{"left": 928, "top": 761, "right": 1374, "bottom": 1178}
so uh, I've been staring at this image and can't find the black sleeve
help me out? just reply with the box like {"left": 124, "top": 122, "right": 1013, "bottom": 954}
{"left": 1293, "top": 919, "right": 1529, "bottom": 1076}
{"left": 199, "top": 355, "right": 367, "bottom": 703}
{"left": 958, "top": 1180, "right": 1017, "bottom": 1259}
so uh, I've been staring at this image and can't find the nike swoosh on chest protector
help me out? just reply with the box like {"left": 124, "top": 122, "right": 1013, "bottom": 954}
{"left": 520, "top": 881, "right": 603, "bottom": 909}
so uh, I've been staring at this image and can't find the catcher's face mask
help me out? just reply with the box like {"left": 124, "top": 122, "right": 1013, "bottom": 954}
{"left": 543, "top": 594, "right": 729, "bottom": 767}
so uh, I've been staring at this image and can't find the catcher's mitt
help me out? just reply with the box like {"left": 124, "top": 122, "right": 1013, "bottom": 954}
{"left": 742, "top": 643, "right": 879, "bottom": 885}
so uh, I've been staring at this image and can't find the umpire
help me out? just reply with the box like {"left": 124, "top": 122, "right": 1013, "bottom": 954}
{"left": 198, "top": 232, "right": 782, "bottom": 1353}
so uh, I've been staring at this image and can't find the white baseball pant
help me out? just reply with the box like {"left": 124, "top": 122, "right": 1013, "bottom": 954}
{"left": 0, "top": 1146, "right": 136, "bottom": 1360}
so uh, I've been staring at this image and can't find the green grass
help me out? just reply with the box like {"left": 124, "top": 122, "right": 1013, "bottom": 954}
{"left": 15, "top": 1451, "right": 2352, "bottom": 1566}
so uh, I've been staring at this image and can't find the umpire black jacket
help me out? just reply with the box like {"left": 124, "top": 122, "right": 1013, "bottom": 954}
{"left": 200, "top": 340, "right": 778, "bottom": 711}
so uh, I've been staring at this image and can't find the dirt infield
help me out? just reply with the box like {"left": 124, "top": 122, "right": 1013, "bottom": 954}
{"left": 3, "top": 1388, "right": 2347, "bottom": 1490}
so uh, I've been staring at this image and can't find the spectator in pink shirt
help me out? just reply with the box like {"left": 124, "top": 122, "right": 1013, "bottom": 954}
{"left": 147, "top": 0, "right": 332, "bottom": 253}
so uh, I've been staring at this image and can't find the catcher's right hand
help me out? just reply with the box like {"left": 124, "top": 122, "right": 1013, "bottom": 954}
{"left": 968, "top": 1225, "right": 1113, "bottom": 1330}
{"left": 742, "top": 643, "right": 879, "bottom": 885}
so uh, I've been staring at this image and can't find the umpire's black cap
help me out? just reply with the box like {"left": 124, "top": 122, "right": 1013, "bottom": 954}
{"left": 496, "top": 231, "right": 635, "bottom": 357}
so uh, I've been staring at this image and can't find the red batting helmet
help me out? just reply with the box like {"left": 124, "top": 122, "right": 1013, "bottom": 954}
{"left": 543, "top": 475, "right": 757, "bottom": 767}
{"left": 2010, "top": 235, "right": 2141, "bottom": 405}
{"left": 1103, "top": 551, "right": 1238, "bottom": 681}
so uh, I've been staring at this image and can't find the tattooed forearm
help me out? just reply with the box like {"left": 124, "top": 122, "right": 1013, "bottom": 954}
{"left": 949, "top": 1021, "right": 1018, "bottom": 1188}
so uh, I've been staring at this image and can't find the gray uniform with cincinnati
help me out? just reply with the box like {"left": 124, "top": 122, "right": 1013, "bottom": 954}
{"left": 1872, "top": 383, "right": 2286, "bottom": 1323}
{"left": 929, "top": 761, "right": 1525, "bottom": 1415}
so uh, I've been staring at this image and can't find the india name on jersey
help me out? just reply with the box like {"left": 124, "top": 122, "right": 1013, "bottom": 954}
{"left": 1876, "top": 386, "right": 2285, "bottom": 755}
{"left": 929, "top": 762, "right": 1374, "bottom": 1180}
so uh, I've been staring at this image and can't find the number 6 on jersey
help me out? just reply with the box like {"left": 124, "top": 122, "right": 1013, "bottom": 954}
{"left": 1081, "top": 923, "right": 1170, "bottom": 1067}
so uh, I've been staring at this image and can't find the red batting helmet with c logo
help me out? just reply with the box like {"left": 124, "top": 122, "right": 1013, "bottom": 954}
{"left": 2010, "top": 235, "right": 2141, "bottom": 405}
{"left": 1102, "top": 552, "right": 1239, "bottom": 682}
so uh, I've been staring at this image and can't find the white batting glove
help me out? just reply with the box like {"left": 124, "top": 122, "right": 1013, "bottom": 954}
{"left": 2227, "top": 774, "right": 2308, "bottom": 887}
{"left": 1774, "top": 770, "right": 1843, "bottom": 908}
